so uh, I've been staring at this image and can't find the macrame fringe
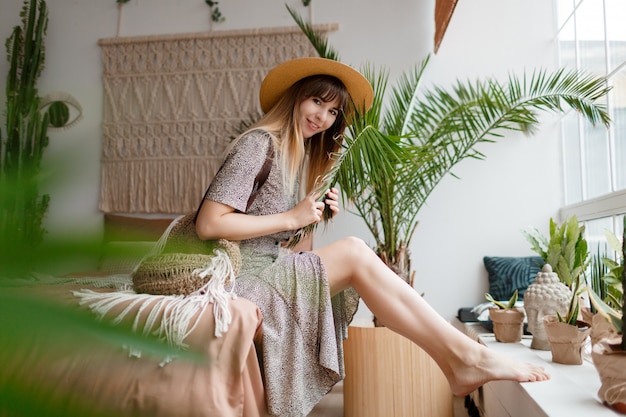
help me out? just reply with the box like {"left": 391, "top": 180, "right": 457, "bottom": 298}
{"left": 191, "top": 248, "right": 238, "bottom": 338}
{"left": 73, "top": 215, "right": 237, "bottom": 355}
{"left": 73, "top": 248, "right": 236, "bottom": 350}
{"left": 99, "top": 159, "right": 222, "bottom": 213}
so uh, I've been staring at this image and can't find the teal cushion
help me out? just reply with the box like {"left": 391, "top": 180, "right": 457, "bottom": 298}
{"left": 483, "top": 256, "right": 545, "bottom": 301}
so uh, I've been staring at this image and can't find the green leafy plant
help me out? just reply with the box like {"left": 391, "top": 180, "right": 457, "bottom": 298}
{"left": 288, "top": 6, "right": 611, "bottom": 292}
{"left": 588, "top": 229, "right": 624, "bottom": 313}
{"left": 601, "top": 227, "right": 625, "bottom": 309}
{"left": 587, "top": 217, "right": 625, "bottom": 350}
{"left": 0, "top": 4, "right": 199, "bottom": 414}
{"left": 485, "top": 289, "right": 518, "bottom": 309}
{"left": 588, "top": 246, "right": 611, "bottom": 312}
{"left": 558, "top": 273, "right": 584, "bottom": 326}
{"left": 588, "top": 285, "right": 623, "bottom": 336}
{"left": 524, "top": 215, "right": 590, "bottom": 288}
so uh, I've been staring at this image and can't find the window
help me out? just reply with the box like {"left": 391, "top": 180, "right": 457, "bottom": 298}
{"left": 556, "top": 0, "right": 626, "bottom": 248}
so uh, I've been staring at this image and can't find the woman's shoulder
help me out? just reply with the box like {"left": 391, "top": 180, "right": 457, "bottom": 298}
{"left": 240, "top": 128, "right": 273, "bottom": 143}
{"left": 235, "top": 128, "right": 274, "bottom": 152}
{"left": 227, "top": 128, "right": 274, "bottom": 161}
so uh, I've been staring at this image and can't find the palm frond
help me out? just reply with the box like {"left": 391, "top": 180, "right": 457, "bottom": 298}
{"left": 286, "top": 5, "right": 339, "bottom": 60}
{"left": 383, "top": 56, "right": 430, "bottom": 136}
{"left": 288, "top": 118, "right": 406, "bottom": 248}
{"left": 337, "top": 126, "right": 406, "bottom": 246}
{"left": 358, "top": 62, "right": 388, "bottom": 128}
{"left": 394, "top": 68, "right": 610, "bottom": 226}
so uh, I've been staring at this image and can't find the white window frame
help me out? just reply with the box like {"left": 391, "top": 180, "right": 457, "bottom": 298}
{"left": 555, "top": 0, "right": 626, "bottom": 235}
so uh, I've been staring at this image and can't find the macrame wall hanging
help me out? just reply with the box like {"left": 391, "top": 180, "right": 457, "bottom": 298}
{"left": 98, "top": 24, "right": 337, "bottom": 214}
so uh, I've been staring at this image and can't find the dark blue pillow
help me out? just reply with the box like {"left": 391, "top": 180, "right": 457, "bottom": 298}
{"left": 483, "top": 256, "right": 545, "bottom": 301}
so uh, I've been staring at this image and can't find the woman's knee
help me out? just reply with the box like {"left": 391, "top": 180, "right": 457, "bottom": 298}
{"left": 338, "top": 236, "right": 375, "bottom": 261}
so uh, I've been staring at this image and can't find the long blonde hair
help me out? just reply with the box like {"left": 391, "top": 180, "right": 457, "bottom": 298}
{"left": 240, "top": 74, "right": 350, "bottom": 195}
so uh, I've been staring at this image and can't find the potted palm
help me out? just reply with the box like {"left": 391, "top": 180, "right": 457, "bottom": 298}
{"left": 289, "top": 6, "right": 609, "bottom": 296}
{"left": 287, "top": 6, "right": 611, "bottom": 416}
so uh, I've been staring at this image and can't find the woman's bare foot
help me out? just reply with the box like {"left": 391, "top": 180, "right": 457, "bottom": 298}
{"left": 447, "top": 345, "right": 550, "bottom": 396}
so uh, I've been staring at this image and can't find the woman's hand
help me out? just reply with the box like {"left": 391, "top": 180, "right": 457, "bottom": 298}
{"left": 324, "top": 187, "right": 340, "bottom": 218}
{"left": 289, "top": 193, "right": 327, "bottom": 229}
{"left": 288, "top": 187, "right": 341, "bottom": 229}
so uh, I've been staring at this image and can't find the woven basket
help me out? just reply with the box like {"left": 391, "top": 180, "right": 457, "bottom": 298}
{"left": 132, "top": 214, "right": 242, "bottom": 296}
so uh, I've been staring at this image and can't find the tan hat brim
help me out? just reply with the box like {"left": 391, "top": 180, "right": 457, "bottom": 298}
{"left": 259, "top": 57, "right": 374, "bottom": 116}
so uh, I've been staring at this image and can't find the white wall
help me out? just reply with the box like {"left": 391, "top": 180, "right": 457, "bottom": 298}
{"left": 0, "top": 0, "right": 561, "bottom": 320}
{"left": 411, "top": 0, "right": 562, "bottom": 320}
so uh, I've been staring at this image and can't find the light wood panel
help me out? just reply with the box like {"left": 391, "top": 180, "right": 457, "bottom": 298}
{"left": 343, "top": 326, "right": 453, "bottom": 417}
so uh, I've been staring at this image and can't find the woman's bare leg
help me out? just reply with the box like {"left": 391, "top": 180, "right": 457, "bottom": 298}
{"left": 312, "top": 237, "right": 549, "bottom": 396}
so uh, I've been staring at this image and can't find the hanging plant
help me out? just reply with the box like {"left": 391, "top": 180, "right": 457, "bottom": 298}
{"left": 205, "top": 0, "right": 225, "bottom": 23}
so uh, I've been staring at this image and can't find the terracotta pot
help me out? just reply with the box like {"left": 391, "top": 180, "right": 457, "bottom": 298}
{"left": 489, "top": 307, "right": 525, "bottom": 343}
{"left": 592, "top": 337, "right": 626, "bottom": 414}
{"left": 543, "top": 315, "right": 591, "bottom": 365}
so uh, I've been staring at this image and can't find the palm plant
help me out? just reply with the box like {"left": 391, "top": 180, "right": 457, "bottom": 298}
{"left": 289, "top": 6, "right": 611, "bottom": 291}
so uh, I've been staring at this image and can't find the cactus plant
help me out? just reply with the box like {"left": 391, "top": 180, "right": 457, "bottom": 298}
{"left": 0, "top": 0, "right": 50, "bottom": 275}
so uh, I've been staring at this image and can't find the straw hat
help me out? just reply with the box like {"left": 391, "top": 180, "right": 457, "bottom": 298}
{"left": 259, "top": 57, "right": 374, "bottom": 116}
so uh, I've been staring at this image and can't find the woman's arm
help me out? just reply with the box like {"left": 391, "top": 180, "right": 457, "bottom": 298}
{"left": 195, "top": 194, "right": 328, "bottom": 241}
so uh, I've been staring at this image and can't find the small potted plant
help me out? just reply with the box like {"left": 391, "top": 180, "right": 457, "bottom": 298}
{"left": 588, "top": 218, "right": 626, "bottom": 414}
{"left": 485, "top": 289, "right": 525, "bottom": 343}
{"left": 524, "top": 216, "right": 590, "bottom": 351}
{"left": 524, "top": 215, "right": 590, "bottom": 290}
{"left": 590, "top": 294, "right": 625, "bottom": 413}
{"left": 542, "top": 273, "right": 591, "bottom": 365}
